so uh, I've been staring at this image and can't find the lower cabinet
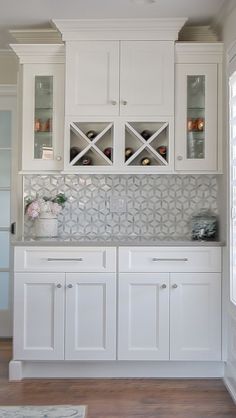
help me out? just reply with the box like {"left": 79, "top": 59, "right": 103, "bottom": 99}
{"left": 118, "top": 273, "right": 169, "bottom": 360}
{"left": 118, "top": 272, "right": 221, "bottom": 361}
{"left": 170, "top": 273, "right": 221, "bottom": 361}
{"left": 13, "top": 246, "right": 222, "bottom": 366}
{"left": 14, "top": 272, "right": 116, "bottom": 361}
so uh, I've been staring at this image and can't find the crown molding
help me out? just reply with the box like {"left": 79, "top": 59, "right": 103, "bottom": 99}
{"left": 175, "top": 42, "right": 223, "bottom": 64}
{"left": 52, "top": 18, "right": 187, "bottom": 41}
{"left": 0, "top": 84, "right": 17, "bottom": 96}
{"left": 9, "top": 44, "right": 65, "bottom": 64}
{"left": 0, "top": 49, "right": 15, "bottom": 57}
{"left": 9, "top": 29, "right": 62, "bottom": 45}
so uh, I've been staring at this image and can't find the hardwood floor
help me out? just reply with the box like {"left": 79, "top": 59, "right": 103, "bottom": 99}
{"left": 1, "top": 340, "right": 236, "bottom": 418}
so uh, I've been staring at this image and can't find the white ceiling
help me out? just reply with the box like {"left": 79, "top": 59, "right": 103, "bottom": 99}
{"left": 0, "top": 0, "right": 230, "bottom": 49}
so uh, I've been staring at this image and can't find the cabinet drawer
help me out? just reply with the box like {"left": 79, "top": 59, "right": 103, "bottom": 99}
{"left": 119, "top": 247, "right": 221, "bottom": 273}
{"left": 15, "top": 247, "right": 116, "bottom": 272}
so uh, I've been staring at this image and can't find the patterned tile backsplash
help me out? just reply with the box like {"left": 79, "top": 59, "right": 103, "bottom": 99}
{"left": 24, "top": 175, "right": 218, "bottom": 239}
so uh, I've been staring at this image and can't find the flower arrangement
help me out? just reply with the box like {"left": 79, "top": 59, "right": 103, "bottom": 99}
{"left": 25, "top": 193, "right": 67, "bottom": 220}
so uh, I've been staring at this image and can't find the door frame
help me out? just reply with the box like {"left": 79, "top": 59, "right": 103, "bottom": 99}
{"left": 0, "top": 84, "right": 17, "bottom": 337}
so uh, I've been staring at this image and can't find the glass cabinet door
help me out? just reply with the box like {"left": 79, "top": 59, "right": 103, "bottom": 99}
{"left": 186, "top": 75, "right": 205, "bottom": 160}
{"left": 21, "top": 64, "right": 64, "bottom": 171}
{"left": 34, "top": 76, "right": 53, "bottom": 161}
{"left": 175, "top": 63, "right": 218, "bottom": 171}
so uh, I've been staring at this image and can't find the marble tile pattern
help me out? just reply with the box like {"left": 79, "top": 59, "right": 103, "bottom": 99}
{"left": 24, "top": 175, "right": 218, "bottom": 239}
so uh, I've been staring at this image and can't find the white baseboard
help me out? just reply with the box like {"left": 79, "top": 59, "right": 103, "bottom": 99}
{"left": 9, "top": 360, "right": 224, "bottom": 381}
{"left": 223, "top": 375, "right": 236, "bottom": 404}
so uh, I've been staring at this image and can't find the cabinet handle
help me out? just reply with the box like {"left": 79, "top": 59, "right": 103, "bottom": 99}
{"left": 152, "top": 258, "right": 188, "bottom": 262}
{"left": 56, "top": 156, "right": 62, "bottom": 161}
{"left": 122, "top": 100, "right": 128, "bottom": 105}
{"left": 67, "top": 284, "right": 73, "bottom": 288}
{"left": 111, "top": 100, "right": 117, "bottom": 105}
{"left": 177, "top": 155, "right": 183, "bottom": 161}
{"left": 56, "top": 283, "right": 62, "bottom": 288}
{"left": 161, "top": 284, "right": 167, "bottom": 289}
{"left": 172, "top": 284, "right": 178, "bottom": 289}
{"left": 47, "top": 258, "right": 83, "bottom": 262}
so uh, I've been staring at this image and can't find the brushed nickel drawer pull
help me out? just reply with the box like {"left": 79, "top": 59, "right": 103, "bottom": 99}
{"left": 152, "top": 258, "right": 188, "bottom": 262}
{"left": 47, "top": 258, "right": 83, "bottom": 262}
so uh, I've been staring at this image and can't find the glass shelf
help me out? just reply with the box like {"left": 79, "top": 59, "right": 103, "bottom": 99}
{"left": 187, "top": 75, "right": 205, "bottom": 160}
{"left": 34, "top": 75, "right": 53, "bottom": 160}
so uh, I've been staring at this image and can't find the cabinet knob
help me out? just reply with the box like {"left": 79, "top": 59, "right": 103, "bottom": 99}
{"left": 111, "top": 100, "right": 117, "bottom": 105}
{"left": 56, "top": 156, "right": 62, "bottom": 161}
{"left": 122, "top": 100, "right": 128, "bottom": 105}
{"left": 172, "top": 284, "right": 178, "bottom": 289}
{"left": 67, "top": 284, "right": 73, "bottom": 288}
{"left": 56, "top": 284, "right": 62, "bottom": 288}
{"left": 161, "top": 284, "right": 167, "bottom": 289}
{"left": 177, "top": 155, "right": 183, "bottom": 161}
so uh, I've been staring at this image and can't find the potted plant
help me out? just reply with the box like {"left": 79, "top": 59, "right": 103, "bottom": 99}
{"left": 25, "top": 193, "right": 67, "bottom": 238}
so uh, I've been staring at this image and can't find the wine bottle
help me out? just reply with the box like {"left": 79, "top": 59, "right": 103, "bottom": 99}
{"left": 125, "top": 147, "right": 133, "bottom": 160}
{"left": 141, "top": 157, "right": 151, "bottom": 166}
{"left": 103, "top": 147, "right": 113, "bottom": 160}
{"left": 141, "top": 130, "right": 151, "bottom": 140}
{"left": 86, "top": 130, "right": 97, "bottom": 140}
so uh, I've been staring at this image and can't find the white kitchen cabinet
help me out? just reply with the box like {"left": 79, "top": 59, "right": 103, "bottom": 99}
{"left": 14, "top": 273, "right": 65, "bottom": 361}
{"left": 175, "top": 43, "right": 223, "bottom": 172}
{"left": 66, "top": 40, "right": 174, "bottom": 117}
{"left": 170, "top": 273, "right": 221, "bottom": 361}
{"left": 13, "top": 247, "right": 117, "bottom": 362}
{"left": 118, "top": 273, "right": 169, "bottom": 360}
{"left": 65, "top": 273, "right": 116, "bottom": 360}
{"left": 118, "top": 246, "right": 222, "bottom": 361}
{"left": 10, "top": 44, "right": 65, "bottom": 171}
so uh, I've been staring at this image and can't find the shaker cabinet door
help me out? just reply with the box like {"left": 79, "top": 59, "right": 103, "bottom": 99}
{"left": 170, "top": 273, "right": 221, "bottom": 361}
{"left": 66, "top": 41, "right": 119, "bottom": 116}
{"left": 118, "top": 273, "right": 169, "bottom": 360}
{"left": 120, "top": 41, "right": 174, "bottom": 116}
{"left": 14, "top": 273, "right": 65, "bottom": 360}
{"left": 65, "top": 273, "right": 116, "bottom": 360}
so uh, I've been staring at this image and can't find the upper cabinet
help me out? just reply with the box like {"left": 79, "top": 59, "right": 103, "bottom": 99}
{"left": 54, "top": 18, "right": 186, "bottom": 173}
{"left": 175, "top": 43, "right": 223, "bottom": 172}
{"left": 66, "top": 40, "right": 174, "bottom": 117}
{"left": 10, "top": 44, "right": 65, "bottom": 172}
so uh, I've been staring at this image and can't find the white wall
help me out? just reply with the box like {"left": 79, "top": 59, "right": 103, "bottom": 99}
{"left": 0, "top": 51, "right": 17, "bottom": 84}
{"left": 220, "top": 2, "right": 236, "bottom": 402}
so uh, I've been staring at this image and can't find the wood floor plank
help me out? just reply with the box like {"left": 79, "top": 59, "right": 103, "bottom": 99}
{"left": 0, "top": 340, "right": 236, "bottom": 417}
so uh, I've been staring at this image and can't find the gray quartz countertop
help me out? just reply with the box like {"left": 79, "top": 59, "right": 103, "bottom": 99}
{"left": 12, "top": 236, "right": 225, "bottom": 247}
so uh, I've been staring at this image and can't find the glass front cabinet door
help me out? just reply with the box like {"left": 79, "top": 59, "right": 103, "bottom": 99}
{"left": 19, "top": 62, "right": 64, "bottom": 171}
{"left": 175, "top": 63, "right": 219, "bottom": 172}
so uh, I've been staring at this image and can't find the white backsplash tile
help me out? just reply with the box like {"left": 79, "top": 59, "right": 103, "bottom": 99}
{"left": 24, "top": 175, "right": 218, "bottom": 239}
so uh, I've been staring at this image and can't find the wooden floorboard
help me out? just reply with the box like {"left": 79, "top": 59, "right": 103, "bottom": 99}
{"left": 0, "top": 340, "right": 236, "bottom": 417}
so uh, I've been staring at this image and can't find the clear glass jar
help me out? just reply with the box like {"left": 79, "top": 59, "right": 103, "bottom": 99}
{"left": 191, "top": 210, "right": 218, "bottom": 241}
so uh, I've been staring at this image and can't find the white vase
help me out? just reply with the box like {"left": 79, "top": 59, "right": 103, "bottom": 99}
{"left": 34, "top": 213, "right": 58, "bottom": 238}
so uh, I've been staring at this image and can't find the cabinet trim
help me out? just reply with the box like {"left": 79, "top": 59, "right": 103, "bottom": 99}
{"left": 53, "top": 18, "right": 187, "bottom": 41}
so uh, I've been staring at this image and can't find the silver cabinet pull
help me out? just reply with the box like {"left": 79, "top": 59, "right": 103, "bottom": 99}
{"left": 161, "top": 284, "right": 167, "bottom": 289}
{"left": 47, "top": 258, "right": 83, "bottom": 262}
{"left": 56, "top": 156, "right": 62, "bottom": 161}
{"left": 122, "top": 100, "right": 128, "bottom": 105}
{"left": 56, "top": 284, "right": 62, "bottom": 288}
{"left": 111, "top": 100, "right": 117, "bottom": 105}
{"left": 67, "top": 284, "right": 73, "bottom": 288}
{"left": 177, "top": 155, "right": 183, "bottom": 161}
{"left": 152, "top": 258, "right": 188, "bottom": 262}
{"left": 172, "top": 284, "right": 178, "bottom": 289}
